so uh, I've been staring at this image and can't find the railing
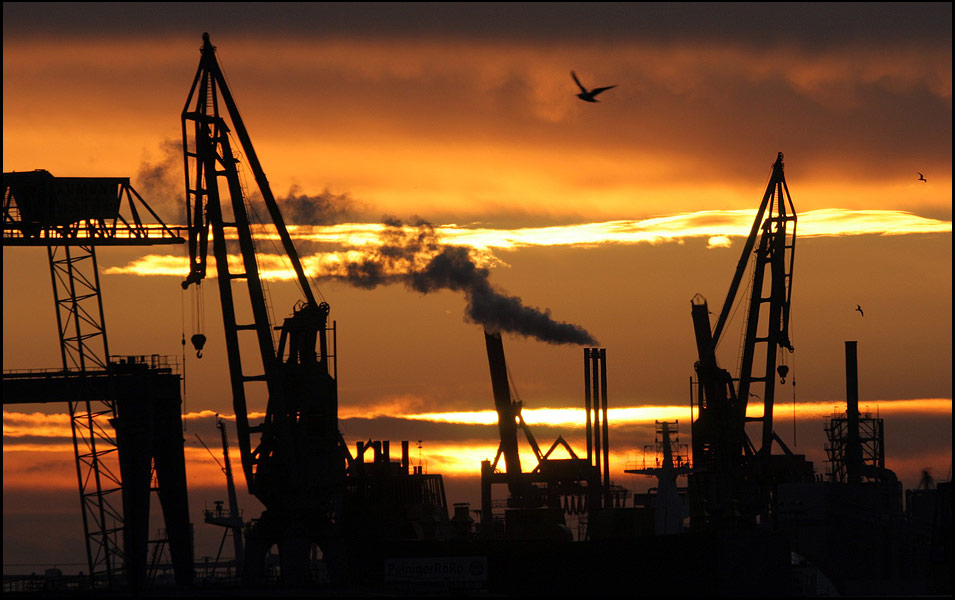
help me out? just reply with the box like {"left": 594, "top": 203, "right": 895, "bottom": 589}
{"left": 3, "top": 355, "right": 180, "bottom": 376}
{"left": 2, "top": 573, "right": 104, "bottom": 594}
{"left": 2, "top": 223, "right": 186, "bottom": 245}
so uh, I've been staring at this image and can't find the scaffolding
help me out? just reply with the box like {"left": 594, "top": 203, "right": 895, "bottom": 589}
{"left": 824, "top": 408, "right": 885, "bottom": 484}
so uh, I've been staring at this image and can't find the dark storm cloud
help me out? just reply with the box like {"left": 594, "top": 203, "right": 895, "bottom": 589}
{"left": 3, "top": 3, "right": 950, "bottom": 47}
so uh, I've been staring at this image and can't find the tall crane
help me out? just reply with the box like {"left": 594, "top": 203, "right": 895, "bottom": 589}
{"left": 689, "top": 153, "right": 811, "bottom": 529}
{"left": 180, "top": 33, "right": 342, "bottom": 582}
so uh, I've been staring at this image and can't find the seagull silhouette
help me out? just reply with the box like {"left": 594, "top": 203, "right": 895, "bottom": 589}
{"left": 917, "top": 172, "right": 927, "bottom": 182}
{"left": 572, "top": 71, "right": 616, "bottom": 103}
{"left": 856, "top": 304, "right": 864, "bottom": 317}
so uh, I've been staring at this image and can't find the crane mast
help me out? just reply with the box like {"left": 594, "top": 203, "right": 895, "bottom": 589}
{"left": 180, "top": 33, "right": 342, "bottom": 581}
{"left": 690, "top": 153, "right": 799, "bottom": 528}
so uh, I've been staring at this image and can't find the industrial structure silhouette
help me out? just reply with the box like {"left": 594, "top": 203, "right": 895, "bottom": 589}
{"left": 2, "top": 34, "right": 950, "bottom": 597}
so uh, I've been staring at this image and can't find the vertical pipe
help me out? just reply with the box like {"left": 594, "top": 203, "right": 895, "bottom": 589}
{"left": 845, "top": 341, "right": 861, "bottom": 484}
{"left": 584, "top": 349, "right": 593, "bottom": 465}
{"left": 600, "top": 349, "right": 610, "bottom": 503}
{"left": 689, "top": 376, "right": 694, "bottom": 422}
{"left": 480, "top": 460, "right": 493, "bottom": 538}
{"left": 401, "top": 440, "right": 410, "bottom": 473}
{"left": 592, "top": 353, "right": 601, "bottom": 473}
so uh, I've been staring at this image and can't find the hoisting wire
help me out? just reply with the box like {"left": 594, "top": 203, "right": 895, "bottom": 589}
{"left": 191, "top": 280, "right": 207, "bottom": 358}
{"left": 233, "top": 149, "right": 279, "bottom": 348}
{"left": 724, "top": 252, "right": 757, "bottom": 374}
{"left": 217, "top": 56, "right": 327, "bottom": 309}
{"left": 180, "top": 276, "right": 188, "bottom": 432}
{"left": 789, "top": 312, "right": 797, "bottom": 448}
{"left": 233, "top": 133, "right": 327, "bottom": 322}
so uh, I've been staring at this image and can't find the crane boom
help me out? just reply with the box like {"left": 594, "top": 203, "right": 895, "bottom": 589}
{"left": 180, "top": 33, "right": 342, "bottom": 582}
{"left": 689, "top": 153, "right": 798, "bottom": 529}
{"left": 484, "top": 330, "right": 524, "bottom": 495}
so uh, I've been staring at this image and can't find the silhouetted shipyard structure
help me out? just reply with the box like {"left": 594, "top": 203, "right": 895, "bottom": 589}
{"left": 177, "top": 32, "right": 456, "bottom": 585}
{"left": 479, "top": 336, "right": 630, "bottom": 543}
{"left": 825, "top": 341, "right": 887, "bottom": 485}
{"left": 2, "top": 171, "right": 193, "bottom": 590}
{"left": 2, "top": 34, "right": 950, "bottom": 597}
{"left": 626, "top": 421, "right": 691, "bottom": 535}
{"left": 197, "top": 417, "right": 245, "bottom": 579}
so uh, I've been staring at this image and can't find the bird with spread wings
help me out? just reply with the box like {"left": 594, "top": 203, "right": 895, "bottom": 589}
{"left": 572, "top": 71, "right": 616, "bottom": 103}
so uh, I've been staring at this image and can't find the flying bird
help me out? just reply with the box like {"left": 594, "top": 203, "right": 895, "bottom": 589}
{"left": 855, "top": 304, "right": 864, "bottom": 317}
{"left": 917, "top": 172, "right": 927, "bottom": 182}
{"left": 571, "top": 71, "right": 616, "bottom": 103}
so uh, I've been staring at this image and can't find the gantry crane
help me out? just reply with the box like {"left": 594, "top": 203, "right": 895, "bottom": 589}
{"left": 688, "top": 153, "right": 813, "bottom": 529}
{"left": 179, "top": 33, "right": 343, "bottom": 583}
{"left": 2, "top": 171, "right": 192, "bottom": 589}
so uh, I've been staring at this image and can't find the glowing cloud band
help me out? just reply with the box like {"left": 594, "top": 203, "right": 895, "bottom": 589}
{"left": 104, "top": 209, "right": 951, "bottom": 279}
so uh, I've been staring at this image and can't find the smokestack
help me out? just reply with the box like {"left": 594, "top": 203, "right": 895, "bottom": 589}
{"left": 600, "top": 349, "right": 610, "bottom": 505}
{"left": 845, "top": 341, "right": 862, "bottom": 484}
{"left": 584, "top": 348, "right": 593, "bottom": 465}
{"left": 591, "top": 350, "right": 601, "bottom": 473}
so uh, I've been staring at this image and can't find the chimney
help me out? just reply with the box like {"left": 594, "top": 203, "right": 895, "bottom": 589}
{"left": 845, "top": 341, "right": 862, "bottom": 484}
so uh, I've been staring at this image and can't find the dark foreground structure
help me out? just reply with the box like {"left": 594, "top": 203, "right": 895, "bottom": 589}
{"left": 3, "top": 35, "right": 950, "bottom": 598}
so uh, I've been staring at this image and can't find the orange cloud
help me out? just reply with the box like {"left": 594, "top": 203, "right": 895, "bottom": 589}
{"left": 2, "top": 411, "right": 73, "bottom": 438}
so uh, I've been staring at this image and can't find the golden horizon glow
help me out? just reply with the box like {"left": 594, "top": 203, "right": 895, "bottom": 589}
{"left": 5, "top": 398, "right": 948, "bottom": 438}
{"left": 4, "top": 399, "right": 951, "bottom": 489}
{"left": 6, "top": 436, "right": 953, "bottom": 490}
{"left": 102, "top": 209, "right": 952, "bottom": 280}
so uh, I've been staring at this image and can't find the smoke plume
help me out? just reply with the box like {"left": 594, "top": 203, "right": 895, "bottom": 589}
{"left": 136, "top": 140, "right": 364, "bottom": 227}
{"left": 135, "top": 138, "right": 185, "bottom": 224}
{"left": 276, "top": 185, "right": 362, "bottom": 225}
{"left": 333, "top": 219, "right": 598, "bottom": 346}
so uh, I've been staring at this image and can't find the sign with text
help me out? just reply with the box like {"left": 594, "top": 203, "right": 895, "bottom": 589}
{"left": 384, "top": 556, "right": 488, "bottom": 583}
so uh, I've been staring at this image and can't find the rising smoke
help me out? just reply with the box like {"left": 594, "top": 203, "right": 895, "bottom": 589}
{"left": 136, "top": 140, "right": 595, "bottom": 345}
{"left": 279, "top": 185, "right": 361, "bottom": 225}
{"left": 135, "top": 139, "right": 185, "bottom": 224}
{"left": 333, "top": 219, "right": 598, "bottom": 346}
{"left": 136, "top": 140, "right": 364, "bottom": 226}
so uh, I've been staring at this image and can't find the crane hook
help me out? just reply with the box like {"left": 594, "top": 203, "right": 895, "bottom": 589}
{"left": 777, "top": 364, "right": 789, "bottom": 384}
{"left": 191, "top": 333, "right": 207, "bottom": 359}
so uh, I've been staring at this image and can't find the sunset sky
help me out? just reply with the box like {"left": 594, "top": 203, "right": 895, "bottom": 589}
{"left": 3, "top": 3, "right": 951, "bottom": 572}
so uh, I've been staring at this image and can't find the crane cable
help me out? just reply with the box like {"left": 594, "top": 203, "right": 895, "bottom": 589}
{"left": 219, "top": 56, "right": 326, "bottom": 308}
{"left": 190, "top": 281, "right": 206, "bottom": 358}
{"left": 180, "top": 282, "right": 188, "bottom": 431}
{"left": 789, "top": 311, "right": 797, "bottom": 448}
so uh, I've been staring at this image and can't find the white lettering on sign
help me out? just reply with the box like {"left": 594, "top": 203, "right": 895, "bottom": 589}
{"left": 384, "top": 556, "right": 487, "bottom": 582}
